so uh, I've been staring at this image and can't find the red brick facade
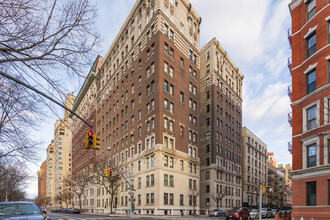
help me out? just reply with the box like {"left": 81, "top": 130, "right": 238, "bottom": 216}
{"left": 289, "top": 0, "right": 330, "bottom": 219}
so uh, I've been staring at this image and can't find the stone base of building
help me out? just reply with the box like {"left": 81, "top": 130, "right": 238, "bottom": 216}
{"left": 81, "top": 208, "right": 208, "bottom": 216}
{"left": 291, "top": 207, "right": 330, "bottom": 220}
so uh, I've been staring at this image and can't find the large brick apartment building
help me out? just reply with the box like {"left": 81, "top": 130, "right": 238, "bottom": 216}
{"left": 289, "top": 0, "right": 330, "bottom": 219}
{"left": 199, "top": 38, "right": 244, "bottom": 210}
{"left": 71, "top": 0, "right": 202, "bottom": 214}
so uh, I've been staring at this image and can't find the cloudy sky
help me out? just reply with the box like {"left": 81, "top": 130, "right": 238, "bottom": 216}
{"left": 27, "top": 0, "right": 292, "bottom": 198}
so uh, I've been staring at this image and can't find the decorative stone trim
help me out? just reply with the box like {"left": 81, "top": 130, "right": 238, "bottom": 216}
{"left": 303, "top": 62, "right": 317, "bottom": 74}
{"left": 304, "top": 25, "right": 317, "bottom": 39}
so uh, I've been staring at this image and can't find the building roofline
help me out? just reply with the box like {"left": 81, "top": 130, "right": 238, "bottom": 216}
{"left": 70, "top": 55, "right": 102, "bottom": 115}
{"left": 242, "top": 126, "right": 268, "bottom": 147}
{"left": 201, "top": 37, "right": 244, "bottom": 80}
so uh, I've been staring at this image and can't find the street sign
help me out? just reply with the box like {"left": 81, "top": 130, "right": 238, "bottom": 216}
{"left": 128, "top": 192, "right": 134, "bottom": 196}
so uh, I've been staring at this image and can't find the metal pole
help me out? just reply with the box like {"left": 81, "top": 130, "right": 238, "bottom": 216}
{"left": 0, "top": 71, "right": 93, "bottom": 130}
{"left": 259, "top": 185, "right": 262, "bottom": 220}
{"left": 129, "top": 176, "right": 133, "bottom": 217}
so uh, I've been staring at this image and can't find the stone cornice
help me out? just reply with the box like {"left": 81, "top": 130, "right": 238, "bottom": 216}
{"left": 291, "top": 164, "right": 330, "bottom": 180}
{"left": 289, "top": 0, "right": 303, "bottom": 11}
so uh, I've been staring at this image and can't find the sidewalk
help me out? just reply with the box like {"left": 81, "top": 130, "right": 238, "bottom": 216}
{"left": 82, "top": 212, "right": 208, "bottom": 218}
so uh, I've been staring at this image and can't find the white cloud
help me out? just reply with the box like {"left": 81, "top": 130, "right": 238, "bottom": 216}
{"left": 244, "top": 82, "right": 289, "bottom": 121}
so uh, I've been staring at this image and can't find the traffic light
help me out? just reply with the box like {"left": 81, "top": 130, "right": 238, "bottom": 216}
{"left": 262, "top": 186, "right": 273, "bottom": 194}
{"left": 93, "top": 134, "right": 101, "bottom": 150}
{"left": 109, "top": 168, "right": 113, "bottom": 177}
{"left": 84, "top": 131, "right": 93, "bottom": 149}
{"left": 105, "top": 168, "right": 113, "bottom": 177}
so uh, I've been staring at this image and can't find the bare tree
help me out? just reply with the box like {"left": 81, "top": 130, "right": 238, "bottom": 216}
{"left": 35, "top": 195, "right": 51, "bottom": 209}
{"left": 92, "top": 157, "right": 121, "bottom": 213}
{"left": 64, "top": 171, "right": 91, "bottom": 210}
{"left": 56, "top": 187, "right": 73, "bottom": 208}
{"left": 55, "top": 194, "right": 63, "bottom": 208}
{"left": 0, "top": 0, "right": 99, "bottom": 78}
{"left": 0, "top": 161, "right": 29, "bottom": 201}
{"left": 211, "top": 192, "right": 226, "bottom": 209}
{"left": 189, "top": 189, "right": 199, "bottom": 215}
{"left": 0, "top": 77, "right": 42, "bottom": 162}
{"left": 0, "top": 0, "right": 100, "bottom": 163}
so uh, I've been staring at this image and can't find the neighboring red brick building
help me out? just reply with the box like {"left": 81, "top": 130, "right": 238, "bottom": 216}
{"left": 71, "top": 56, "right": 103, "bottom": 176}
{"left": 289, "top": 0, "right": 330, "bottom": 219}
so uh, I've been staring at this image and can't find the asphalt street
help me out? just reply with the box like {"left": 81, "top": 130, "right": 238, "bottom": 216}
{"left": 47, "top": 212, "right": 276, "bottom": 220}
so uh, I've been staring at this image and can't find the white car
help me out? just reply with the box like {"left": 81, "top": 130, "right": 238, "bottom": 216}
{"left": 249, "top": 209, "right": 259, "bottom": 219}
{"left": 261, "top": 207, "right": 272, "bottom": 218}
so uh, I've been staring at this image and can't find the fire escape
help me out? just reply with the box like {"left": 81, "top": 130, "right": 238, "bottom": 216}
{"left": 287, "top": 28, "right": 293, "bottom": 155}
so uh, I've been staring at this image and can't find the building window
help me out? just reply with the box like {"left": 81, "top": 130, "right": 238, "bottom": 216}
{"left": 307, "top": 32, "right": 316, "bottom": 58}
{"left": 205, "top": 198, "right": 210, "bottom": 206}
{"left": 169, "top": 193, "right": 174, "bottom": 205}
{"left": 328, "top": 60, "right": 330, "bottom": 84}
{"left": 328, "top": 21, "right": 330, "bottom": 44}
{"left": 306, "top": 181, "right": 316, "bottom": 206}
{"left": 164, "top": 23, "right": 168, "bottom": 35}
{"left": 170, "top": 85, "right": 174, "bottom": 95}
{"left": 164, "top": 62, "right": 168, "bottom": 73}
{"left": 180, "top": 57, "right": 184, "bottom": 68}
{"left": 328, "top": 180, "right": 330, "bottom": 205}
{"left": 169, "top": 29, "right": 174, "bottom": 40}
{"left": 307, "top": 105, "right": 317, "bottom": 130}
{"left": 206, "top": 64, "right": 210, "bottom": 73}
{"left": 164, "top": 193, "right": 168, "bottom": 205}
{"left": 307, "top": 144, "right": 317, "bottom": 167}
{"left": 169, "top": 66, "right": 174, "bottom": 77}
{"left": 206, "top": 51, "right": 210, "bottom": 60}
{"left": 328, "top": 139, "right": 330, "bottom": 164}
{"left": 307, "top": 69, "right": 316, "bottom": 94}
{"left": 164, "top": 43, "right": 168, "bottom": 54}
{"left": 170, "top": 48, "right": 174, "bottom": 59}
{"left": 180, "top": 194, "right": 184, "bottom": 206}
{"left": 307, "top": 0, "right": 316, "bottom": 21}
{"left": 164, "top": 80, "right": 168, "bottom": 91}
{"left": 164, "top": 155, "right": 168, "bottom": 167}
{"left": 151, "top": 174, "right": 154, "bottom": 186}
{"left": 151, "top": 193, "right": 154, "bottom": 204}
{"left": 170, "top": 102, "right": 174, "bottom": 113}
{"left": 164, "top": 99, "right": 168, "bottom": 110}
{"left": 180, "top": 92, "right": 184, "bottom": 102}
{"left": 146, "top": 194, "right": 150, "bottom": 204}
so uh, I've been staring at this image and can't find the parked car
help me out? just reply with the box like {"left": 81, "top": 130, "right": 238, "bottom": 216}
{"left": 226, "top": 207, "right": 250, "bottom": 220}
{"left": 0, "top": 201, "right": 50, "bottom": 220}
{"left": 68, "top": 208, "right": 80, "bottom": 214}
{"left": 249, "top": 209, "right": 259, "bottom": 219}
{"left": 261, "top": 207, "right": 272, "bottom": 218}
{"left": 209, "top": 209, "right": 227, "bottom": 217}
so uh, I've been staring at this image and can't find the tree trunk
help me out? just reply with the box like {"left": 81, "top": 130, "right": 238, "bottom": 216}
{"left": 110, "top": 195, "right": 113, "bottom": 213}
{"left": 78, "top": 195, "right": 82, "bottom": 210}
